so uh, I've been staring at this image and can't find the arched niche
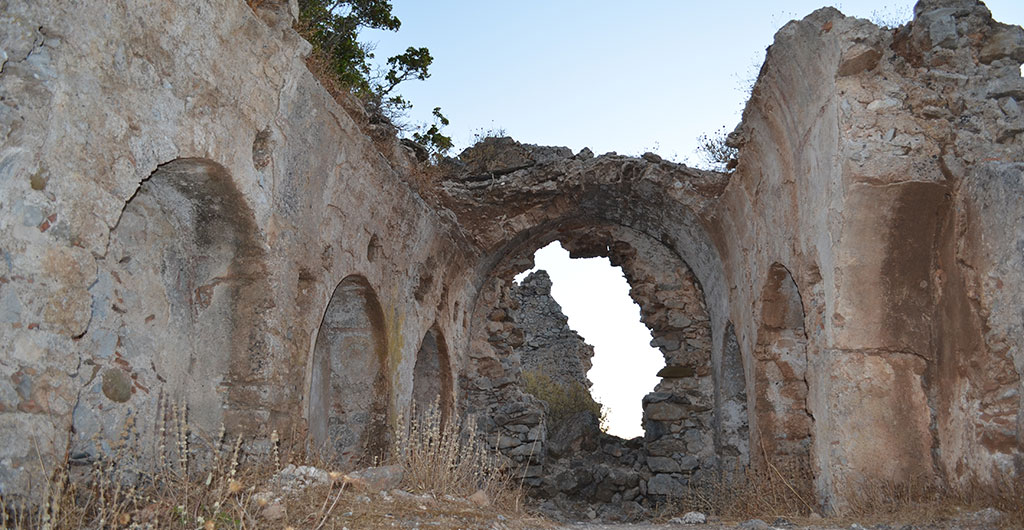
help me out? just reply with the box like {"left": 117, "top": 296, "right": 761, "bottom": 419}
{"left": 308, "top": 275, "right": 390, "bottom": 468}
{"left": 715, "top": 321, "right": 748, "bottom": 472}
{"left": 411, "top": 325, "right": 454, "bottom": 426}
{"left": 752, "top": 263, "right": 813, "bottom": 475}
{"left": 80, "top": 158, "right": 270, "bottom": 442}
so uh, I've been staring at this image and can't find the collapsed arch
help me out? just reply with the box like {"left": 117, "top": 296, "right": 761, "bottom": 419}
{"left": 464, "top": 219, "right": 744, "bottom": 488}
{"left": 308, "top": 275, "right": 390, "bottom": 468}
{"left": 411, "top": 325, "right": 454, "bottom": 425}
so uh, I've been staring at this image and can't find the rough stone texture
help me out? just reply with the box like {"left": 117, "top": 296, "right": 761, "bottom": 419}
{"left": 512, "top": 270, "right": 595, "bottom": 390}
{"left": 1, "top": 0, "right": 1023, "bottom": 514}
{"left": 0, "top": 0, "right": 469, "bottom": 496}
{"left": 713, "top": 0, "right": 1024, "bottom": 507}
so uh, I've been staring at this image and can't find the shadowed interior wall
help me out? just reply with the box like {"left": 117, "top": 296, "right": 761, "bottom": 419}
{"left": 75, "top": 158, "right": 269, "bottom": 449}
{"left": 309, "top": 275, "right": 390, "bottom": 468}
{"left": 412, "top": 325, "right": 454, "bottom": 425}
{"left": 753, "top": 264, "right": 812, "bottom": 475}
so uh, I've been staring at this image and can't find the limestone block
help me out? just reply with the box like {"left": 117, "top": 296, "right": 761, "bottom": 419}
{"left": 645, "top": 401, "right": 688, "bottom": 422}
{"left": 980, "top": 26, "right": 1024, "bottom": 64}
{"left": 838, "top": 43, "right": 882, "bottom": 76}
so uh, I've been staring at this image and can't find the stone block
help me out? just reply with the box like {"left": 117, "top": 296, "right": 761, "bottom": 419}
{"left": 980, "top": 26, "right": 1024, "bottom": 63}
{"left": 645, "top": 401, "right": 688, "bottom": 421}
{"left": 646, "top": 456, "right": 680, "bottom": 473}
{"left": 646, "top": 473, "right": 684, "bottom": 496}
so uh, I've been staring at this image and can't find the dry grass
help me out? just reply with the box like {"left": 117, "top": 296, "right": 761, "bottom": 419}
{"left": 656, "top": 459, "right": 814, "bottom": 523}
{"left": 1, "top": 401, "right": 280, "bottom": 529}
{"left": 662, "top": 462, "right": 1024, "bottom": 529}
{"left": 838, "top": 474, "right": 1024, "bottom": 529}
{"left": 0, "top": 398, "right": 541, "bottom": 529}
{"left": 392, "top": 401, "right": 525, "bottom": 511}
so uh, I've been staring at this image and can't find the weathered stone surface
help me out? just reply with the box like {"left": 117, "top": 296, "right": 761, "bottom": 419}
{"left": 646, "top": 473, "right": 685, "bottom": 496}
{"left": 646, "top": 456, "right": 680, "bottom": 473}
{"left": 345, "top": 465, "right": 405, "bottom": 492}
{"left": 512, "top": 271, "right": 594, "bottom": 390}
{"left": 547, "top": 411, "right": 602, "bottom": 459}
{"left": 645, "top": 401, "right": 688, "bottom": 422}
{"left": 1, "top": 0, "right": 1023, "bottom": 513}
{"left": 980, "top": 25, "right": 1024, "bottom": 63}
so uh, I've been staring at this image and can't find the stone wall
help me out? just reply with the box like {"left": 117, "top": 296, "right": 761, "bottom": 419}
{"left": 714, "top": 0, "right": 1024, "bottom": 507}
{"left": 512, "top": 270, "right": 594, "bottom": 391}
{"left": 0, "top": 0, "right": 478, "bottom": 497}
{"left": 0, "top": 0, "right": 1022, "bottom": 513}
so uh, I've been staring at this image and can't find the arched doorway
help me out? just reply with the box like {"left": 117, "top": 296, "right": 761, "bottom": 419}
{"left": 463, "top": 221, "right": 742, "bottom": 498}
{"left": 308, "top": 275, "right": 390, "bottom": 468}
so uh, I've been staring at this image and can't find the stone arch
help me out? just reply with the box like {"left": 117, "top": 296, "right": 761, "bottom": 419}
{"left": 80, "top": 158, "right": 272, "bottom": 440}
{"left": 463, "top": 220, "right": 742, "bottom": 492}
{"left": 752, "top": 263, "right": 813, "bottom": 475}
{"left": 443, "top": 141, "right": 735, "bottom": 497}
{"left": 308, "top": 275, "right": 390, "bottom": 468}
{"left": 411, "top": 324, "right": 454, "bottom": 425}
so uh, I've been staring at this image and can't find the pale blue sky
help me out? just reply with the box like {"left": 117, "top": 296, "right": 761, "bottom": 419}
{"left": 367, "top": 2, "right": 1024, "bottom": 438}
{"left": 366, "top": 1, "right": 1024, "bottom": 159}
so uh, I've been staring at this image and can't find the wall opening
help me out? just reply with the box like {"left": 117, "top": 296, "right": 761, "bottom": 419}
{"left": 411, "top": 324, "right": 454, "bottom": 426}
{"left": 753, "top": 263, "right": 813, "bottom": 476}
{"left": 309, "top": 275, "right": 390, "bottom": 468}
{"left": 514, "top": 241, "right": 660, "bottom": 439}
{"left": 480, "top": 225, "right": 729, "bottom": 499}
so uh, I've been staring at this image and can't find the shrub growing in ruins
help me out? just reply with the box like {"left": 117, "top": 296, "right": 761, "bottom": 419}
{"left": 521, "top": 370, "right": 605, "bottom": 428}
{"left": 694, "top": 126, "right": 738, "bottom": 172}
{"left": 297, "top": 0, "right": 453, "bottom": 156}
{"left": 411, "top": 107, "right": 455, "bottom": 161}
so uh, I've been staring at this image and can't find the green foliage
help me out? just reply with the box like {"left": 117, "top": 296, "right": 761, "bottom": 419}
{"left": 299, "top": 1, "right": 451, "bottom": 151}
{"left": 521, "top": 370, "right": 605, "bottom": 428}
{"left": 298, "top": 0, "right": 401, "bottom": 95}
{"left": 412, "top": 107, "right": 454, "bottom": 160}
{"left": 695, "top": 126, "right": 738, "bottom": 172}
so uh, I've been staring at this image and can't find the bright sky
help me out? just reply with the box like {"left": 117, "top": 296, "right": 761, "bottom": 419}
{"left": 365, "top": 2, "right": 1024, "bottom": 438}
{"left": 515, "top": 243, "right": 661, "bottom": 439}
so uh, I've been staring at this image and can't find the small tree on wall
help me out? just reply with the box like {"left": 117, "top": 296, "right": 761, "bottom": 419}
{"left": 298, "top": 0, "right": 453, "bottom": 157}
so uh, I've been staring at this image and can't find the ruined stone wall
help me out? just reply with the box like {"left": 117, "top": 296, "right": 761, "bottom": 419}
{"left": 512, "top": 270, "right": 594, "bottom": 391}
{"left": 716, "top": 0, "right": 1024, "bottom": 507}
{"left": 1, "top": 0, "right": 1022, "bottom": 512}
{"left": 0, "top": 0, "right": 479, "bottom": 496}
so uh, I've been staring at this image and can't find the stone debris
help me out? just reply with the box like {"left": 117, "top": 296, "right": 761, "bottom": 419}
{"left": 345, "top": 465, "right": 405, "bottom": 492}
{"left": 273, "top": 464, "right": 331, "bottom": 492}
{"left": 670, "top": 511, "right": 707, "bottom": 524}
